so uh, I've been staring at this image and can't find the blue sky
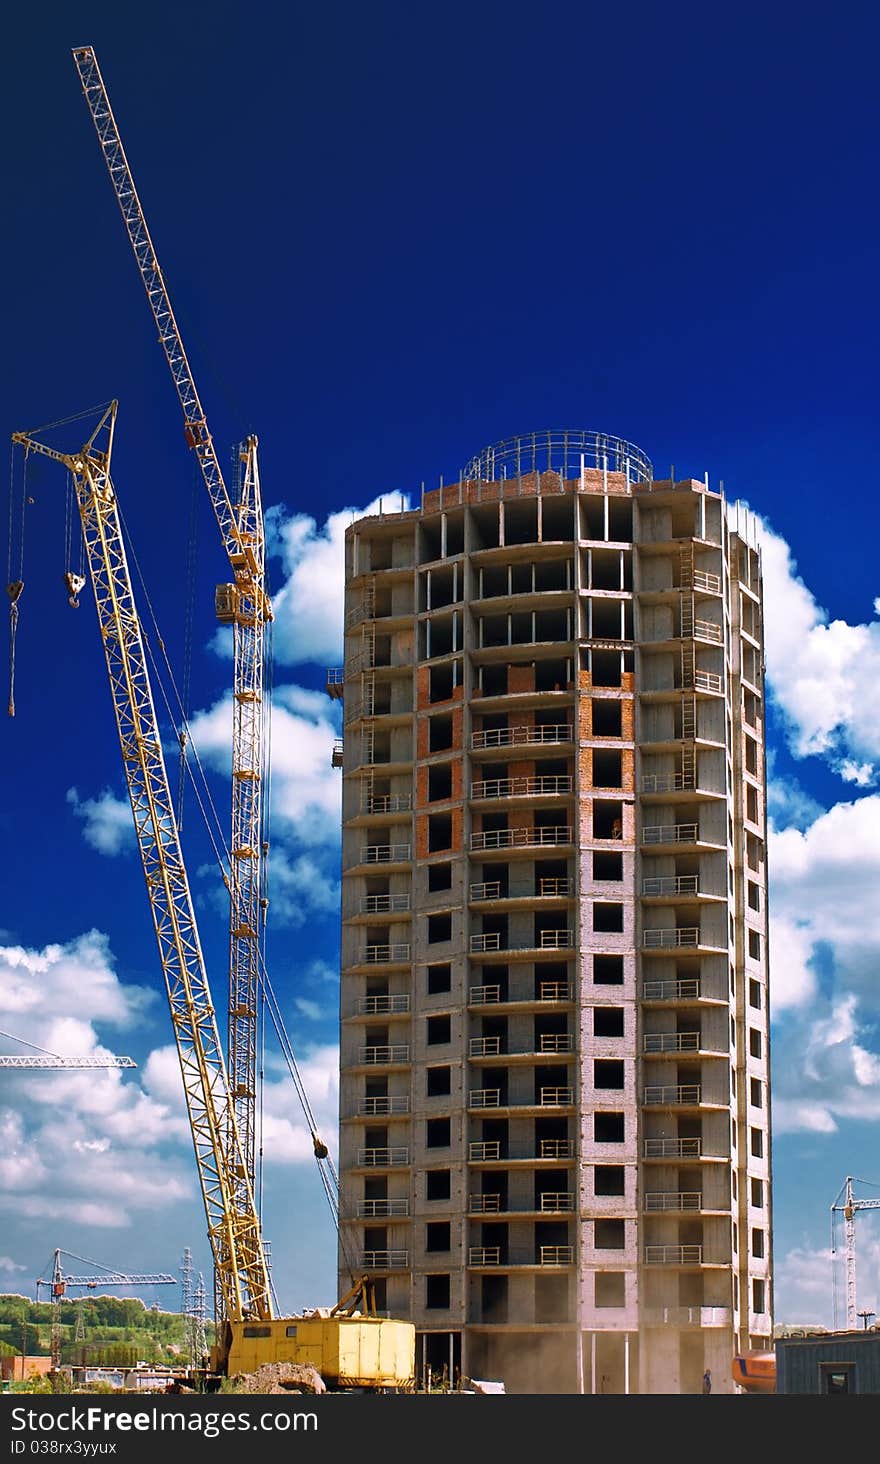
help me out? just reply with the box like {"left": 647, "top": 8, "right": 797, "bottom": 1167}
{"left": 2, "top": 1, "right": 880, "bottom": 1327}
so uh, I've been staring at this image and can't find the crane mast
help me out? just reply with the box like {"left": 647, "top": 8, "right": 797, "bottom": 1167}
{"left": 37, "top": 1247, "right": 177, "bottom": 1370}
{"left": 831, "top": 1175, "right": 880, "bottom": 1329}
{"left": 72, "top": 46, "right": 271, "bottom": 1225}
{"left": 12, "top": 405, "right": 271, "bottom": 1327}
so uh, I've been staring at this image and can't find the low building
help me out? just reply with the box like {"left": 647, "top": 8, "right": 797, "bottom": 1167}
{"left": 776, "top": 1330, "right": 880, "bottom": 1393}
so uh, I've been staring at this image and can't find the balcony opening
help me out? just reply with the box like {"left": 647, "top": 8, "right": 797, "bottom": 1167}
{"left": 542, "top": 498, "right": 574, "bottom": 542}
{"left": 749, "top": 979, "right": 761, "bottom": 1009}
{"left": 592, "top": 699, "right": 623, "bottom": 737}
{"left": 511, "top": 611, "right": 533, "bottom": 644}
{"left": 480, "top": 1274, "right": 508, "bottom": 1323}
{"left": 481, "top": 1117, "right": 508, "bottom": 1156}
{"left": 591, "top": 650, "right": 623, "bottom": 687}
{"left": 594, "top": 1112, "right": 625, "bottom": 1143}
{"left": 426, "top": 615, "right": 455, "bottom": 658}
{"left": 535, "top": 558, "right": 570, "bottom": 592}
{"left": 590, "top": 598, "right": 624, "bottom": 639}
{"left": 364, "top": 1125, "right": 388, "bottom": 1150}
{"left": 535, "top": 609, "right": 569, "bottom": 642}
{"left": 593, "top": 903, "right": 624, "bottom": 933}
{"left": 534, "top": 1274, "right": 570, "bottom": 1323}
{"left": 428, "top": 862, "right": 452, "bottom": 893}
{"left": 481, "top": 613, "right": 508, "bottom": 648}
{"left": 420, "top": 520, "right": 442, "bottom": 563}
{"left": 750, "top": 1128, "right": 763, "bottom": 1158}
{"left": 749, "top": 1028, "right": 762, "bottom": 1058}
{"left": 426, "top": 1222, "right": 451, "bottom": 1253}
{"left": 364, "top": 1176, "right": 388, "bottom": 1202}
{"left": 426, "top": 1169, "right": 451, "bottom": 1201}
{"left": 589, "top": 548, "right": 626, "bottom": 591}
{"left": 594, "top": 1165, "right": 625, "bottom": 1196}
{"left": 592, "top": 749, "right": 623, "bottom": 787}
{"left": 428, "top": 815, "right": 452, "bottom": 854}
{"left": 594, "top": 1272, "right": 626, "bottom": 1308}
{"left": 748, "top": 929, "right": 762, "bottom": 960}
{"left": 593, "top": 1007, "right": 624, "bottom": 1037}
{"left": 747, "top": 880, "right": 760, "bottom": 911}
{"left": 426, "top": 1117, "right": 451, "bottom": 1148}
{"left": 746, "top": 784, "right": 758, "bottom": 823}
{"left": 751, "top": 1178, "right": 763, "bottom": 1207}
{"left": 471, "top": 505, "right": 500, "bottom": 551}
{"left": 427, "top": 1013, "right": 451, "bottom": 1044}
{"left": 535, "top": 658, "right": 571, "bottom": 691}
{"left": 581, "top": 498, "right": 605, "bottom": 540}
{"left": 745, "top": 735, "right": 758, "bottom": 775}
{"left": 752, "top": 1278, "right": 765, "bottom": 1314}
{"left": 428, "top": 764, "right": 453, "bottom": 802}
{"left": 535, "top": 1116, "right": 569, "bottom": 1154}
{"left": 593, "top": 851, "right": 623, "bottom": 881}
{"left": 504, "top": 500, "right": 538, "bottom": 545}
{"left": 425, "top": 565, "right": 456, "bottom": 610}
{"left": 425, "top": 1274, "right": 451, "bottom": 1310}
{"left": 608, "top": 500, "right": 632, "bottom": 541}
{"left": 480, "top": 663, "right": 508, "bottom": 697}
{"left": 445, "top": 513, "right": 464, "bottom": 556}
{"left": 594, "top": 1219, "right": 625, "bottom": 1250}
{"left": 592, "top": 800, "right": 623, "bottom": 839}
{"left": 430, "top": 662, "right": 457, "bottom": 703}
{"left": 594, "top": 1059, "right": 625, "bottom": 1089}
{"left": 427, "top": 1066, "right": 452, "bottom": 1098}
{"left": 535, "top": 1219, "right": 570, "bottom": 1258}
{"left": 593, "top": 954, "right": 624, "bottom": 985}
{"left": 364, "top": 1225, "right": 387, "bottom": 1254}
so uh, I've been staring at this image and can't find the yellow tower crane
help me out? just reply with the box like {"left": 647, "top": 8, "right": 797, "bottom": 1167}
{"left": 10, "top": 405, "right": 414, "bottom": 1386}
{"left": 71, "top": 45, "right": 270, "bottom": 1245}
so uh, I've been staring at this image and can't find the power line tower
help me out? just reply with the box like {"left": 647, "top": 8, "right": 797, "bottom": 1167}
{"left": 180, "top": 1247, "right": 196, "bottom": 1365}
{"left": 192, "top": 1274, "right": 208, "bottom": 1366}
{"left": 831, "top": 1175, "right": 880, "bottom": 1329}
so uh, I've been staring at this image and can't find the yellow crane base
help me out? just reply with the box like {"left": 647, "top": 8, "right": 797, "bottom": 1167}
{"left": 216, "top": 1315, "right": 415, "bottom": 1390}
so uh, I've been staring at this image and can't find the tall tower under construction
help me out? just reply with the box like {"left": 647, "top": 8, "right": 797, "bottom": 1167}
{"left": 329, "top": 430, "right": 772, "bottom": 1394}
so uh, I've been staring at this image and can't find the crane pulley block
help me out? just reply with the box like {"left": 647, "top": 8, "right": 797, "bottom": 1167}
{"left": 215, "top": 583, "right": 239, "bottom": 623}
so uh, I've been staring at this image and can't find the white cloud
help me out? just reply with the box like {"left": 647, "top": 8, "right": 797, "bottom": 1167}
{"left": 295, "top": 998, "right": 323, "bottom": 1021}
{"left": 0, "top": 1256, "right": 25, "bottom": 1273}
{"left": 66, "top": 787, "right": 133, "bottom": 856}
{"left": 265, "top": 495, "right": 408, "bottom": 667}
{"left": 735, "top": 505, "right": 880, "bottom": 781}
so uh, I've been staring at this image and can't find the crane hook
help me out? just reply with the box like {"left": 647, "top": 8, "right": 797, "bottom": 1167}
{"left": 64, "top": 572, "right": 86, "bottom": 608}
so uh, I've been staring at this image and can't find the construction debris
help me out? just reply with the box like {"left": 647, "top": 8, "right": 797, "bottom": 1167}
{"left": 226, "top": 1363, "right": 326, "bottom": 1395}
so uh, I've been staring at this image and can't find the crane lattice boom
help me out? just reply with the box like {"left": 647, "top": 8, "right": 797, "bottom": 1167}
{"left": 0, "top": 1056, "right": 136, "bottom": 1068}
{"left": 12, "top": 407, "right": 271, "bottom": 1325}
{"left": 72, "top": 48, "right": 271, "bottom": 1230}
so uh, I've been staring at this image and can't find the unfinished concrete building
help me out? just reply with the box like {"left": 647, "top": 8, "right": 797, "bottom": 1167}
{"left": 329, "top": 430, "right": 772, "bottom": 1394}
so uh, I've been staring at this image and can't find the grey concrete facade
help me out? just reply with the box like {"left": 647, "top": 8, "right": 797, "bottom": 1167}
{"left": 331, "top": 433, "right": 772, "bottom": 1394}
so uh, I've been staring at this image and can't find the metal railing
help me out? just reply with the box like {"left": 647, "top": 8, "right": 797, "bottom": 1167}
{"left": 468, "top": 1247, "right": 501, "bottom": 1266}
{"left": 358, "top": 1095, "right": 410, "bottom": 1116}
{"left": 643, "top": 978, "right": 702, "bottom": 1001}
{"left": 540, "top": 1246, "right": 574, "bottom": 1265}
{"left": 539, "top": 1086, "right": 574, "bottom": 1106}
{"left": 359, "top": 1045, "right": 411, "bottom": 1065}
{"left": 356, "top": 1198, "right": 409, "bottom": 1218}
{"left": 641, "top": 772, "right": 696, "bottom": 794}
{"left": 642, "top": 823, "right": 699, "bottom": 844}
{"left": 644, "top": 1192, "right": 702, "bottom": 1212}
{"left": 361, "top": 1250, "right": 409, "bottom": 1269}
{"left": 643, "top": 1084, "right": 702, "bottom": 1105}
{"left": 540, "top": 1139, "right": 575, "bottom": 1158}
{"left": 642, "top": 875, "right": 699, "bottom": 897}
{"left": 469, "top": 984, "right": 502, "bottom": 1005}
{"left": 538, "top": 929, "right": 574, "bottom": 949}
{"left": 643, "top": 1138, "right": 702, "bottom": 1159}
{"left": 363, "top": 943, "right": 411, "bottom": 964}
{"left": 470, "top": 826, "right": 572, "bottom": 851}
{"left": 364, "top": 794, "right": 413, "bottom": 815}
{"left": 644, "top": 1245, "right": 703, "bottom": 1265}
{"left": 472, "top": 723, "right": 572, "bottom": 750}
{"left": 468, "top": 1141, "right": 501, "bottom": 1161}
{"left": 463, "top": 430, "right": 653, "bottom": 486}
{"left": 466, "top": 1139, "right": 575, "bottom": 1161}
{"left": 539, "top": 1033, "right": 574, "bottom": 1053}
{"left": 694, "top": 618, "right": 723, "bottom": 644}
{"left": 694, "top": 669, "right": 723, "bottom": 693}
{"left": 540, "top": 1192, "right": 575, "bottom": 1211}
{"left": 643, "top": 927, "right": 700, "bottom": 948}
{"left": 643, "top": 1305, "right": 730, "bottom": 1326}
{"left": 469, "top": 877, "right": 573, "bottom": 900}
{"left": 326, "top": 667, "right": 344, "bottom": 686}
{"left": 540, "top": 981, "right": 572, "bottom": 1000}
{"left": 469, "top": 1036, "right": 503, "bottom": 1057}
{"left": 360, "top": 844, "right": 412, "bottom": 864}
{"left": 469, "top": 1194, "right": 502, "bottom": 1213}
{"left": 693, "top": 569, "right": 722, "bottom": 593}
{"left": 469, "top": 1089, "right": 502, "bottom": 1108}
{"left": 470, "top": 933, "right": 502, "bottom": 953}
{"left": 643, "top": 1032, "right": 700, "bottom": 1054}
{"left": 471, "top": 775, "right": 573, "bottom": 800}
{"left": 356, "top": 993, "right": 410, "bottom": 1014}
{"left": 356, "top": 1147, "right": 410, "bottom": 1166}
{"left": 360, "top": 894, "right": 411, "bottom": 915}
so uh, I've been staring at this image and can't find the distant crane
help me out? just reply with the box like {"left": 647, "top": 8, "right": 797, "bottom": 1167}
{"left": 36, "top": 1247, "right": 176, "bottom": 1370}
{"left": 831, "top": 1175, "right": 880, "bottom": 1329}
{"left": 0, "top": 1028, "right": 135, "bottom": 1069}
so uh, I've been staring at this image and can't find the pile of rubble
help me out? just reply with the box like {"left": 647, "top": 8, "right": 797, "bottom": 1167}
{"left": 227, "top": 1362, "right": 326, "bottom": 1394}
